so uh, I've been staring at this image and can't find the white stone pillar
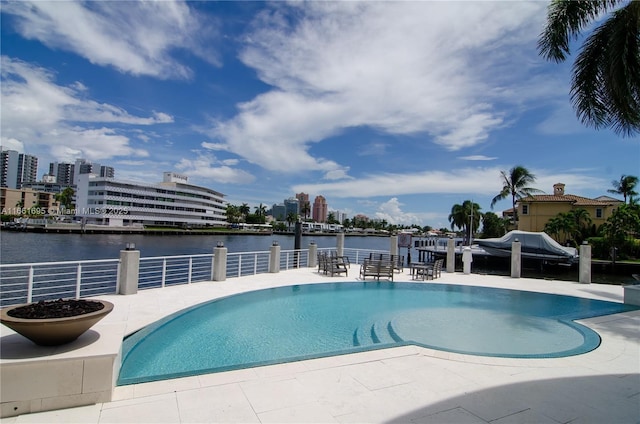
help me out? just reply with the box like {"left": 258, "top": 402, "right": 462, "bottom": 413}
{"left": 579, "top": 242, "right": 591, "bottom": 284}
{"left": 308, "top": 242, "right": 318, "bottom": 268}
{"left": 511, "top": 239, "right": 521, "bottom": 278}
{"left": 269, "top": 242, "right": 281, "bottom": 273}
{"left": 446, "top": 237, "right": 455, "bottom": 273}
{"left": 462, "top": 246, "right": 473, "bottom": 275}
{"left": 336, "top": 232, "right": 345, "bottom": 257}
{"left": 118, "top": 246, "right": 139, "bottom": 295}
{"left": 390, "top": 234, "right": 398, "bottom": 256}
{"left": 213, "top": 243, "right": 227, "bottom": 281}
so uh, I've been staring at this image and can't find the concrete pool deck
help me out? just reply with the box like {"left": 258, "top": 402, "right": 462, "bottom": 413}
{"left": 1, "top": 268, "right": 639, "bottom": 423}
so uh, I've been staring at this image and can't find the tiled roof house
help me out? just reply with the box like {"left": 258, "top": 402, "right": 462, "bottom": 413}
{"left": 516, "top": 183, "right": 623, "bottom": 240}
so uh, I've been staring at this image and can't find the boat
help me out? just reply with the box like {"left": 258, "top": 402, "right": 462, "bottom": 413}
{"left": 475, "top": 231, "right": 578, "bottom": 264}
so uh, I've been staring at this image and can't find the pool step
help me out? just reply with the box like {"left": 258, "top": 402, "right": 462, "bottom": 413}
{"left": 353, "top": 321, "right": 402, "bottom": 347}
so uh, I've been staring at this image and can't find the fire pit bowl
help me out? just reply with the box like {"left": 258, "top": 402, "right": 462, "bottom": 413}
{"left": 0, "top": 299, "right": 114, "bottom": 346}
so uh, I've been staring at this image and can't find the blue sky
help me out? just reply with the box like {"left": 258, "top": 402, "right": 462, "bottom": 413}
{"left": 1, "top": 1, "right": 638, "bottom": 229}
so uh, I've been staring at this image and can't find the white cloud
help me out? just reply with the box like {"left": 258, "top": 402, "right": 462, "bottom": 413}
{"left": 374, "top": 198, "right": 420, "bottom": 226}
{"left": 175, "top": 155, "right": 255, "bottom": 184}
{"left": 213, "top": 2, "right": 548, "bottom": 173}
{"left": 458, "top": 155, "right": 497, "bottom": 161}
{"left": 293, "top": 167, "right": 505, "bottom": 198}
{"left": 0, "top": 56, "right": 169, "bottom": 161}
{"left": 0, "top": 137, "right": 24, "bottom": 152}
{"left": 2, "top": 0, "right": 220, "bottom": 79}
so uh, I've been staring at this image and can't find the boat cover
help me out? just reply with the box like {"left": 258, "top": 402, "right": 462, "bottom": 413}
{"left": 476, "top": 231, "right": 578, "bottom": 262}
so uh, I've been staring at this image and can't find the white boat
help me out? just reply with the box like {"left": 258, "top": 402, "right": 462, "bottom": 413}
{"left": 475, "top": 231, "right": 578, "bottom": 264}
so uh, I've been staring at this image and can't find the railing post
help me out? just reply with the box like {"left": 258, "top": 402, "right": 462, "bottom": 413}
{"left": 27, "top": 266, "right": 34, "bottom": 303}
{"left": 308, "top": 242, "right": 317, "bottom": 268}
{"left": 119, "top": 244, "right": 140, "bottom": 295}
{"left": 511, "top": 239, "right": 521, "bottom": 278}
{"left": 336, "top": 232, "right": 345, "bottom": 257}
{"left": 188, "top": 257, "right": 193, "bottom": 283}
{"left": 238, "top": 255, "right": 242, "bottom": 277}
{"left": 253, "top": 253, "right": 258, "bottom": 275}
{"left": 213, "top": 242, "right": 227, "bottom": 281}
{"left": 579, "top": 241, "right": 591, "bottom": 284}
{"left": 446, "top": 237, "right": 455, "bottom": 273}
{"left": 161, "top": 258, "right": 167, "bottom": 288}
{"left": 269, "top": 242, "right": 281, "bottom": 273}
{"left": 75, "top": 264, "right": 82, "bottom": 298}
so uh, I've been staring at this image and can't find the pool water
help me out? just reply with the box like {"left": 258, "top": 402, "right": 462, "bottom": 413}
{"left": 118, "top": 282, "right": 638, "bottom": 385}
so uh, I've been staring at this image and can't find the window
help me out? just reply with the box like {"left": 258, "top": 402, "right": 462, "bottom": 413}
{"left": 596, "top": 208, "right": 603, "bottom": 218}
{"left": 521, "top": 204, "right": 529, "bottom": 215}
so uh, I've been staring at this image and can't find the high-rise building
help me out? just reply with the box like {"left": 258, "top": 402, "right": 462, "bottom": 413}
{"left": 296, "top": 192, "right": 310, "bottom": 219}
{"left": 49, "top": 159, "right": 115, "bottom": 186}
{"left": 1, "top": 150, "right": 38, "bottom": 189}
{"left": 312, "top": 195, "right": 328, "bottom": 223}
{"left": 49, "top": 162, "right": 75, "bottom": 186}
{"left": 284, "top": 197, "right": 299, "bottom": 219}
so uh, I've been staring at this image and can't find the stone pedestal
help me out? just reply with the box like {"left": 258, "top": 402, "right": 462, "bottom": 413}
{"left": 579, "top": 242, "right": 591, "bottom": 284}
{"left": 118, "top": 249, "right": 139, "bottom": 295}
{"left": 462, "top": 247, "right": 472, "bottom": 275}
{"left": 446, "top": 238, "right": 455, "bottom": 273}
{"left": 213, "top": 246, "right": 227, "bottom": 281}
{"left": 511, "top": 240, "right": 521, "bottom": 278}
{"left": 336, "top": 233, "right": 345, "bottom": 257}
{"left": 269, "top": 243, "right": 281, "bottom": 273}
{"left": 308, "top": 243, "right": 317, "bottom": 268}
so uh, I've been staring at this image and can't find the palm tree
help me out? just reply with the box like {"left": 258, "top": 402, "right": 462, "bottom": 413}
{"left": 490, "top": 166, "right": 542, "bottom": 225}
{"left": 608, "top": 174, "right": 639, "bottom": 204}
{"left": 225, "top": 204, "right": 240, "bottom": 224}
{"left": 300, "top": 201, "right": 311, "bottom": 221}
{"left": 538, "top": 0, "right": 640, "bottom": 137}
{"left": 238, "top": 203, "right": 250, "bottom": 221}
{"left": 254, "top": 203, "right": 267, "bottom": 217}
{"left": 448, "top": 200, "right": 482, "bottom": 244}
{"left": 286, "top": 212, "right": 298, "bottom": 231}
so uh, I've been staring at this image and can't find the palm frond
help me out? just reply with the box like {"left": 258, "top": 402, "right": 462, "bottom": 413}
{"left": 538, "top": 0, "right": 621, "bottom": 62}
{"left": 572, "top": 1, "right": 640, "bottom": 136}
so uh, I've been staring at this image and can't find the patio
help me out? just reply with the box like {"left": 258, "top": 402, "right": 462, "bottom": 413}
{"left": 1, "top": 268, "right": 639, "bottom": 423}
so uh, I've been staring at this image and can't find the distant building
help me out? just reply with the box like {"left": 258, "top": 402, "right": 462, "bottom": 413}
{"left": 1, "top": 150, "right": 38, "bottom": 189}
{"left": 49, "top": 162, "right": 75, "bottom": 186}
{"left": 49, "top": 159, "right": 115, "bottom": 187}
{"left": 1, "top": 187, "right": 58, "bottom": 214}
{"left": 517, "top": 183, "right": 623, "bottom": 243}
{"left": 75, "top": 172, "right": 226, "bottom": 227}
{"left": 312, "top": 195, "right": 328, "bottom": 223}
{"left": 284, "top": 197, "right": 299, "bottom": 219}
{"left": 296, "top": 192, "right": 310, "bottom": 219}
{"left": 270, "top": 203, "right": 286, "bottom": 221}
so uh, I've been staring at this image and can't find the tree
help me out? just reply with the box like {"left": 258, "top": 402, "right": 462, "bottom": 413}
{"left": 286, "top": 212, "right": 298, "bottom": 231}
{"left": 300, "top": 201, "right": 311, "bottom": 220}
{"left": 238, "top": 203, "right": 250, "bottom": 222}
{"left": 538, "top": 0, "right": 640, "bottom": 137}
{"left": 254, "top": 203, "right": 267, "bottom": 217}
{"left": 599, "top": 203, "right": 640, "bottom": 255}
{"left": 480, "top": 212, "right": 506, "bottom": 238}
{"left": 448, "top": 200, "right": 482, "bottom": 244}
{"left": 225, "top": 204, "right": 240, "bottom": 224}
{"left": 490, "top": 166, "right": 542, "bottom": 224}
{"left": 55, "top": 187, "right": 75, "bottom": 210}
{"left": 608, "top": 174, "right": 639, "bottom": 204}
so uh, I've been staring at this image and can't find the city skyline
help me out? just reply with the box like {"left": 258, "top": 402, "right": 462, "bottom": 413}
{"left": 1, "top": 1, "right": 637, "bottom": 229}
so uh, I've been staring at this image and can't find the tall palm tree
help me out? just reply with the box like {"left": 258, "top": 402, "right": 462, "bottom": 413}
{"left": 286, "top": 212, "right": 298, "bottom": 231}
{"left": 300, "top": 202, "right": 311, "bottom": 221}
{"left": 490, "top": 166, "right": 542, "bottom": 224}
{"left": 538, "top": 0, "right": 640, "bottom": 137}
{"left": 608, "top": 174, "right": 639, "bottom": 204}
{"left": 448, "top": 200, "right": 482, "bottom": 244}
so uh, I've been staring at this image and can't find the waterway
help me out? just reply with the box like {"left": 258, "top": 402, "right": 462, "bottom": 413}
{"left": 0, "top": 231, "right": 634, "bottom": 285}
{"left": 0, "top": 231, "right": 390, "bottom": 264}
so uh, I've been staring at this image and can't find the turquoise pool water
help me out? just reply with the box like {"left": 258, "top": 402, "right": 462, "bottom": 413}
{"left": 118, "top": 282, "right": 638, "bottom": 385}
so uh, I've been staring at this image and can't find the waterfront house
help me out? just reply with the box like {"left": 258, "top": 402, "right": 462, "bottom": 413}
{"left": 516, "top": 183, "right": 622, "bottom": 242}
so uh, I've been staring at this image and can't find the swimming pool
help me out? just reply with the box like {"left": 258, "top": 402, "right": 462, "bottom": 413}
{"left": 118, "top": 282, "right": 638, "bottom": 385}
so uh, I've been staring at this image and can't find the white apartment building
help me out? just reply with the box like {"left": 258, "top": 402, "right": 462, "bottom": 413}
{"left": 75, "top": 172, "right": 227, "bottom": 227}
